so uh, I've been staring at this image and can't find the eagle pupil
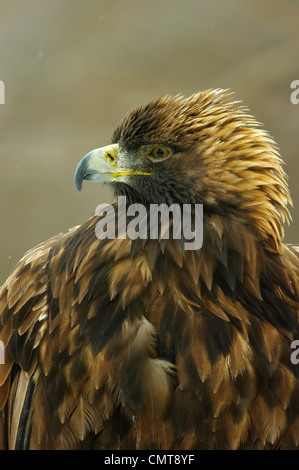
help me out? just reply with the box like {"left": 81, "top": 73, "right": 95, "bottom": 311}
{"left": 156, "top": 148, "right": 165, "bottom": 158}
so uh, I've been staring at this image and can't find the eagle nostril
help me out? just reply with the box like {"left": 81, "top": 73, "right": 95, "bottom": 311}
{"left": 107, "top": 153, "right": 115, "bottom": 163}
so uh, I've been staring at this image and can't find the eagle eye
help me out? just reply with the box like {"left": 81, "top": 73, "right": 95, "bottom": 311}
{"left": 147, "top": 145, "right": 171, "bottom": 161}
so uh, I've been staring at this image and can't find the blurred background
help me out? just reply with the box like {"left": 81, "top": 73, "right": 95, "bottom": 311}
{"left": 0, "top": 0, "right": 298, "bottom": 283}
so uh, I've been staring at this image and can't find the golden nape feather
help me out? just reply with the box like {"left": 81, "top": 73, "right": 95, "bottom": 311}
{"left": 0, "top": 89, "right": 299, "bottom": 450}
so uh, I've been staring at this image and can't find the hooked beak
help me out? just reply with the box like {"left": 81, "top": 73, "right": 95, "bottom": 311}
{"left": 75, "top": 144, "right": 152, "bottom": 191}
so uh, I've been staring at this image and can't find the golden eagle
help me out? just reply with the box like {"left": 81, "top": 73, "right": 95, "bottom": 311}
{"left": 0, "top": 89, "right": 299, "bottom": 450}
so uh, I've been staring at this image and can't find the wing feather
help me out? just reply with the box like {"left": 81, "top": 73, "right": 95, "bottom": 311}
{"left": 0, "top": 211, "right": 299, "bottom": 449}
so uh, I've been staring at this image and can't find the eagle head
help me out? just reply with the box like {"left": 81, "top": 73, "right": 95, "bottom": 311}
{"left": 75, "top": 89, "right": 291, "bottom": 252}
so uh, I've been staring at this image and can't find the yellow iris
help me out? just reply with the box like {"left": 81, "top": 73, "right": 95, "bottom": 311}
{"left": 147, "top": 145, "right": 171, "bottom": 161}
